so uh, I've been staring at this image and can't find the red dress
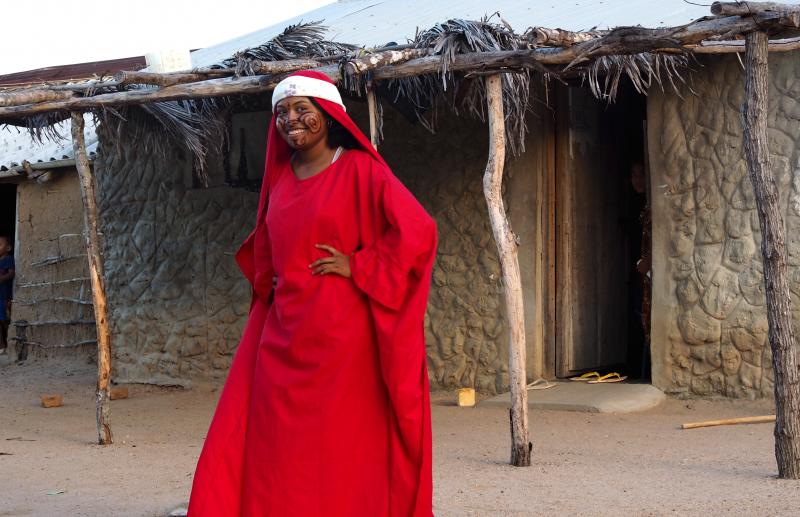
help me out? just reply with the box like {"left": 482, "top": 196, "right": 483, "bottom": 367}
{"left": 188, "top": 148, "right": 437, "bottom": 517}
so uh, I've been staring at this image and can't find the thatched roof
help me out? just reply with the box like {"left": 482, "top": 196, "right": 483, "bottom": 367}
{"left": 187, "top": 0, "right": 709, "bottom": 69}
{"left": 2, "top": 2, "right": 800, "bottom": 185}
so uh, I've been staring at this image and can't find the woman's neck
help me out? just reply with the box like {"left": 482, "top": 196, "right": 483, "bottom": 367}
{"left": 292, "top": 141, "right": 338, "bottom": 180}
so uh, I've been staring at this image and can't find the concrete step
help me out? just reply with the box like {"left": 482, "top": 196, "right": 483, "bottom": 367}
{"left": 479, "top": 380, "right": 665, "bottom": 413}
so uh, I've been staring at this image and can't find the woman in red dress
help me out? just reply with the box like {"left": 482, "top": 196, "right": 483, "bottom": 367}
{"left": 187, "top": 70, "right": 437, "bottom": 517}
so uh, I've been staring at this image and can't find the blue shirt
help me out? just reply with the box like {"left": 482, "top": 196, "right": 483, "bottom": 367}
{"left": 0, "top": 255, "right": 14, "bottom": 301}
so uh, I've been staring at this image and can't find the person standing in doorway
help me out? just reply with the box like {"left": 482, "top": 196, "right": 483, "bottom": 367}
{"left": 631, "top": 164, "right": 651, "bottom": 378}
{"left": 0, "top": 235, "right": 15, "bottom": 353}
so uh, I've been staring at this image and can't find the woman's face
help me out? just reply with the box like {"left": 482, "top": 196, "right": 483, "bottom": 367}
{"left": 274, "top": 96, "right": 329, "bottom": 150}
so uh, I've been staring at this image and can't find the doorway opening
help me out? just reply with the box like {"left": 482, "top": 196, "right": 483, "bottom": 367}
{"left": 553, "top": 77, "right": 649, "bottom": 380}
{"left": 0, "top": 182, "right": 16, "bottom": 354}
{"left": 0, "top": 183, "right": 16, "bottom": 248}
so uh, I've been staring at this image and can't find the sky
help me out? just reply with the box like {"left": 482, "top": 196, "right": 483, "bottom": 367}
{"left": 0, "top": 0, "right": 335, "bottom": 76}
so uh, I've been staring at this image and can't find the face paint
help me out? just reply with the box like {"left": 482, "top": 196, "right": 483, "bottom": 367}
{"left": 300, "top": 112, "right": 323, "bottom": 134}
{"left": 275, "top": 97, "right": 329, "bottom": 150}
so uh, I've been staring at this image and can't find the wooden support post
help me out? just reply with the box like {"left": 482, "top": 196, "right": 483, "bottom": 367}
{"left": 741, "top": 30, "right": 800, "bottom": 479}
{"left": 70, "top": 112, "right": 113, "bottom": 446}
{"left": 366, "top": 86, "right": 379, "bottom": 149}
{"left": 483, "top": 75, "right": 530, "bottom": 467}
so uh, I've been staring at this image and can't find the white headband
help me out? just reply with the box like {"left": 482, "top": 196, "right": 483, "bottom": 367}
{"left": 272, "top": 75, "right": 346, "bottom": 112}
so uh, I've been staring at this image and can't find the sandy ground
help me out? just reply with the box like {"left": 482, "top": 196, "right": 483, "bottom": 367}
{"left": 1, "top": 356, "right": 799, "bottom": 517}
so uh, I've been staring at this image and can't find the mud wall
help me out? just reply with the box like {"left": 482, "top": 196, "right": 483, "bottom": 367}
{"left": 94, "top": 141, "right": 258, "bottom": 386}
{"left": 650, "top": 51, "right": 800, "bottom": 397}
{"left": 373, "top": 91, "right": 549, "bottom": 392}
{"left": 96, "top": 90, "right": 549, "bottom": 391}
{"left": 8, "top": 170, "right": 95, "bottom": 359}
{"left": 377, "top": 106, "right": 512, "bottom": 391}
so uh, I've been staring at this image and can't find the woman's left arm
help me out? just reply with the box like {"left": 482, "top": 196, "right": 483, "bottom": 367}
{"left": 348, "top": 164, "right": 437, "bottom": 311}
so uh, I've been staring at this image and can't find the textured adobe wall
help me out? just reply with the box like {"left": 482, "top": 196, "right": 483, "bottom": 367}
{"left": 94, "top": 140, "right": 258, "bottom": 386}
{"left": 650, "top": 52, "right": 800, "bottom": 398}
{"left": 9, "top": 170, "right": 95, "bottom": 359}
{"left": 375, "top": 106, "right": 510, "bottom": 392}
{"left": 371, "top": 88, "right": 549, "bottom": 393}
{"left": 96, "top": 92, "right": 547, "bottom": 391}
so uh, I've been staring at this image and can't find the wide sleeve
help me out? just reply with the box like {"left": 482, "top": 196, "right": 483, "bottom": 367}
{"left": 236, "top": 218, "right": 276, "bottom": 310}
{"left": 349, "top": 156, "right": 436, "bottom": 517}
{"left": 350, "top": 163, "right": 437, "bottom": 310}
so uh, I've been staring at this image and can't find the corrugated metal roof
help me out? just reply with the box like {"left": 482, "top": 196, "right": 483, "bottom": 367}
{"left": 0, "top": 117, "right": 97, "bottom": 172}
{"left": 191, "top": 0, "right": 709, "bottom": 68}
{"left": 0, "top": 55, "right": 146, "bottom": 90}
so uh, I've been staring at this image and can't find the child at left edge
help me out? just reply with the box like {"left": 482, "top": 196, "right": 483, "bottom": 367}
{"left": 0, "top": 235, "right": 15, "bottom": 353}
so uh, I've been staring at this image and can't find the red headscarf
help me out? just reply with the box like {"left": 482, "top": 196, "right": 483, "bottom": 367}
{"left": 239, "top": 70, "right": 386, "bottom": 293}
{"left": 255, "top": 70, "right": 386, "bottom": 223}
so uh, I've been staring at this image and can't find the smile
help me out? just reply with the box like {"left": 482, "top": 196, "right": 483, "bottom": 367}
{"left": 288, "top": 129, "right": 305, "bottom": 135}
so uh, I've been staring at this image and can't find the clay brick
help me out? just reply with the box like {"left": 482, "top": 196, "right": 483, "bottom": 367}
{"left": 457, "top": 388, "right": 475, "bottom": 407}
{"left": 110, "top": 387, "right": 129, "bottom": 400}
{"left": 41, "top": 395, "right": 62, "bottom": 408}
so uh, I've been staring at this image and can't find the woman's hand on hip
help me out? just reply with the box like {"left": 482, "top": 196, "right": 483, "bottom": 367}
{"left": 310, "top": 244, "right": 352, "bottom": 279}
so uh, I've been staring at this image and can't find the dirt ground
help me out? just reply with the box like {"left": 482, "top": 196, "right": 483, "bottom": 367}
{"left": 1, "top": 356, "right": 799, "bottom": 517}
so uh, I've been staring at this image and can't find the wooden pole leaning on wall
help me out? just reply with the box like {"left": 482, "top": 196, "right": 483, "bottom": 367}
{"left": 741, "top": 30, "right": 800, "bottom": 479}
{"left": 70, "top": 112, "right": 113, "bottom": 446}
{"left": 483, "top": 75, "right": 530, "bottom": 467}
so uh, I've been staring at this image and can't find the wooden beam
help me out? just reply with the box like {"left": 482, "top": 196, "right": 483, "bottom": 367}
{"left": 181, "top": 68, "right": 235, "bottom": 74}
{"left": 533, "top": 28, "right": 601, "bottom": 47}
{"left": 372, "top": 51, "right": 550, "bottom": 80}
{"left": 0, "top": 66, "right": 339, "bottom": 118}
{"left": 251, "top": 59, "right": 322, "bottom": 75}
{"left": 741, "top": 29, "right": 800, "bottom": 479}
{"left": 115, "top": 70, "right": 229, "bottom": 87}
{"left": 11, "top": 81, "right": 124, "bottom": 92}
{"left": 0, "top": 89, "right": 75, "bottom": 107}
{"left": 483, "top": 74, "right": 530, "bottom": 468}
{"left": 692, "top": 36, "right": 800, "bottom": 52}
{"left": 70, "top": 112, "right": 113, "bottom": 446}
{"left": 312, "top": 42, "right": 420, "bottom": 63}
{"left": 344, "top": 48, "right": 427, "bottom": 75}
{"left": 711, "top": 1, "right": 800, "bottom": 16}
{"left": 670, "top": 8, "right": 800, "bottom": 42}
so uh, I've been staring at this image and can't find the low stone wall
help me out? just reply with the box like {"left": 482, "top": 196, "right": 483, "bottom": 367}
{"left": 650, "top": 51, "right": 800, "bottom": 398}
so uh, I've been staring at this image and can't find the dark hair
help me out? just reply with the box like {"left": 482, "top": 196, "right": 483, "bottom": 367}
{"left": 308, "top": 97, "right": 360, "bottom": 150}
{"left": 0, "top": 235, "right": 12, "bottom": 249}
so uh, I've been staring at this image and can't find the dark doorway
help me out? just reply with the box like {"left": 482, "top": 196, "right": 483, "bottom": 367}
{"left": 604, "top": 79, "right": 650, "bottom": 380}
{"left": 553, "top": 77, "right": 648, "bottom": 379}
{"left": 0, "top": 184, "right": 16, "bottom": 246}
